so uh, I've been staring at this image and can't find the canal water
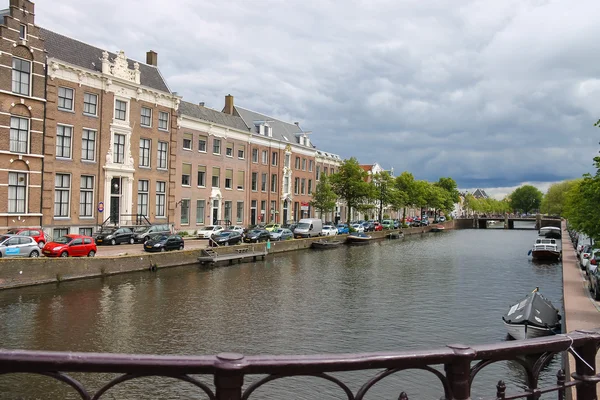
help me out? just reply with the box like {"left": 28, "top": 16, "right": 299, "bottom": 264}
{"left": 0, "top": 226, "right": 564, "bottom": 399}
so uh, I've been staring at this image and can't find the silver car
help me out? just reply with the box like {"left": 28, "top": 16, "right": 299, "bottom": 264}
{"left": 0, "top": 234, "right": 40, "bottom": 258}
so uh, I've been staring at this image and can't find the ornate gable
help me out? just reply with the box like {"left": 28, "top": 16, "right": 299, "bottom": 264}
{"left": 101, "top": 50, "right": 141, "bottom": 84}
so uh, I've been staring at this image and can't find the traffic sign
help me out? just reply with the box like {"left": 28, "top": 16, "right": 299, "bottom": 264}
{"left": 98, "top": 201, "right": 104, "bottom": 213}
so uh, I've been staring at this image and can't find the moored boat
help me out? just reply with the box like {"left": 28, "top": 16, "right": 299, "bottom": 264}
{"left": 311, "top": 239, "right": 343, "bottom": 249}
{"left": 529, "top": 238, "right": 561, "bottom": 261}
{"left": 346, "top": 233, "right": 373, "bottom": 244}
{"left": 430, "top": 224, "right": 445, "bottom": 232}
{"left": 502, "top": 288, "right": 561, "bottom": 340}
{"left": 539, "top": 226, "right": 561, "bottom": 239}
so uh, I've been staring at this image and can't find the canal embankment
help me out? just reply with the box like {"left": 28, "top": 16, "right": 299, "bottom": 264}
{"left": 0, "top": 221, "right": 455, "bottom": 290}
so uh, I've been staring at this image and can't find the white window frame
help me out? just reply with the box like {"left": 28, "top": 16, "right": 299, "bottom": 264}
{"left": 157, "top": 141, "right": 168, "bottom": 169}
{"left": 158, "top": 111, "right": 169, "bottom": 131}
{"left": 198, "top": 136, "right": 207, "bottom": 153}
{"left": 83, "top": 93, "right": 98, "bottom": 116}
{"left": 58, "top": 87, "right": 74, "bottom": 111}
{"left": 54, "top": 173, "right": 71, "bottom": 218}
{"left": 8, "top": 172, "right": 26, "bottom": 213}
{"left": 79, "top": 175, "right": 94, "bottom": 218}
{"left": 12, "top": 57, "right": 30, "bottom": 96}
{"left": 140, "top": 106, "right": 152, "bottom": 127}
{"left": 196, "top": 199, "right": 205, "bottom": 224}
{"left": 114, "top": 99, "right": 127, "bottom": 121}
{"left": 139, "top": 138, "right": 151, "bottom": 168}
{"left": 213, "top": 138, "right": 221, "bottom": 155}
{"left": 156, "top": 181, "right": 166, "bottom": 217}
{"left": 19, "top": 24, "right": 26, "bottom": 40}
{"left": 180, "top": 199, "right": 190, "bottom": 225}
{"left": 113, "top": 134, "right": 125, "bottom": 164}
{"left": 9, "top": 116, "right": 28, "bottom": 154}
{"left": 137, "top": 180, "right": 149, "bottom": 217}
{"left": 56, "top": 125, "right": 73, "bottom": 159}
{"left": 81, "top": 128, "right": 96, "bottom": 162}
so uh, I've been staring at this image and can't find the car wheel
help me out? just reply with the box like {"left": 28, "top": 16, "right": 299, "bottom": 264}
{"left": 129, "top": 237, "right": 135, "bottom": 245}
{"left": 160, "top": 247, "right": 166, "bottom": 252}
{"left": 37, "top": 241, "right": 45, "bottom": 249}
{"left": 179, "top": 244, "right": 184, "bottom": 250}
{"left": 29, "top": 250, "right": 39, "bottom": 258}
{"left": 88, "top": 250, "right": 95, "bottom": 257}
{"left": 60, "top": 251, "right": 68, "bottom": 258}
{"left": 110, "top": 239, "right": 116, "bottom": 246}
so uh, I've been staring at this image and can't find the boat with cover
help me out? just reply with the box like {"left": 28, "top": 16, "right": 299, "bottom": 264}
{"left": 539, "top": 226, "right": 561, "bottom": 239}
{"left": 529, "top": 237, "right": 561, "bottom": 261}
{"left": 346, "top": 232, "right": 373, "bottom": 244}
{"left": 502, "top": 288, "right": 561, "bottom": 340}
{"left": 311, "top": 239, "right": 343, "bottom": 249}
{"left": 431, "top": 224, "right": 445, "bottom": 232}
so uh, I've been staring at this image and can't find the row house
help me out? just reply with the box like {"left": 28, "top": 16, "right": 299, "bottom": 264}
{"left": 41, "top": 30, "right": 180, "bottom": 238}
{"left": 0, "top": 0, "right": 45, "bottom": 230}
{"left": 315, "top": 150, "right": 344, "bottom": 223}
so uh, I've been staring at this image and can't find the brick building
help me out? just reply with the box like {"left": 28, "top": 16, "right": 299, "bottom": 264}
{"left": 0, "top": 0, "right": 45, "bottom": 230}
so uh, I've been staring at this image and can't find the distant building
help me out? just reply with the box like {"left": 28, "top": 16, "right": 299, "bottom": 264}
{"left": 472, "top": 188, "right": 489, "bottom": 199}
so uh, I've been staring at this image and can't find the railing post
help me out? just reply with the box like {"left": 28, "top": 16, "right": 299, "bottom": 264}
{"left": 214, "top": 353, "right": 245, "bottom": 400}
{"left": 572, "top": 336, "right": 597, "bottom": 400}
{"left": 445, "top": 344, "right": 476, "bottom": 400}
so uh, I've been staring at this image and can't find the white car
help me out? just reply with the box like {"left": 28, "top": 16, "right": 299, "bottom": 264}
{"left": 229, "top": 225, "right": 245, "bottom": 234}
{"left": 321, "top": 225, "right": 338, "bottom": 236}
{"left": 351, "top": 223, "right": 365, "bottom": 233}
{"left": 197, "top": 225, "right": 224, "bottom": 239}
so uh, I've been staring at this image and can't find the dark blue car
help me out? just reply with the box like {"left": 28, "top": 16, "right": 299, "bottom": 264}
{"left": 337, "top": 224, "right": 349, "bottom": 234}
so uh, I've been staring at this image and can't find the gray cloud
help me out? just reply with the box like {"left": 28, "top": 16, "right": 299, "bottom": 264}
{"left": 36, "top": 0, "right": 600, "bottom": 191}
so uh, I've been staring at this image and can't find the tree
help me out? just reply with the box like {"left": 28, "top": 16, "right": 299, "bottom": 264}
{"left": 309, "top": 175, "right": 338, "bottom": 220}
{"left": 540, "top": 180, "right": 579, "bottom": 216}
{"left": 395, "top": 172, "right": 417, "bottom": 222}
{"left": 328, "top": 158, "right": 373, "bottom": 223}
{"left": 372, "top": 171, "right": 398, "bottom": 221}
{"left": 434, "top": 177, "right": 460, "bottom": 216}
{"left": 509, "top": 185, "right": 543, "bottom": 214}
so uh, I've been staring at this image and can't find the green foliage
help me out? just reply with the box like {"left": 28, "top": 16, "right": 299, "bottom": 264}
{"left": 564, "top": 157, "right": 600, "bottom": 242}
{"left": 372, "top": 171, "right": 399, "bottom": 221}
{"left": 178, "top": 231, "right": 190, "bottom": 237}
{"left": 310, "top": 175, "right": 338, "bottom": 215}
{"left": 383, "top": 213, "right": 390, "bottom": 219}
{"left": 541, "top": 180, "right": 579, "bottom": 216}
{"left": 509, "top": 185, "right": 543, "bottom": 214}
{"left": 329, "top": 158, "right": 373, "bottom": 223}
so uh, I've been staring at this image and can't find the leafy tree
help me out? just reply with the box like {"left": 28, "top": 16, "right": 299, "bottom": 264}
{"left": 394, "top": 172, "right": 416, "bottom": 222}
{"left": 328, "top": 158, "right": 373, "bottom": 223}
{"left": 433, "top": 177, "right": 459, "bottom": 216}
{"left": 309, "top": 175, "right": 338, "bottom": 219}
{"left": 541, "top": 180, "right": 579, "bottom": 216}
{"left": 509, "top": 185, "right": 543, "bottom": 214}
{"left": 372, "top": 171, "right": 398, "bottom": 221}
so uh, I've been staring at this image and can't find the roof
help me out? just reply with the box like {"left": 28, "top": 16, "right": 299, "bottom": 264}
{"left": 472, "top": 189, "right": 489, "bottom": 199}
{"left": 39, "top": 28, "right": 171, "bottom": 93}
{"left": 179, "top": 101, "right": 249, "bottom": 132}
{"left": 360, "top": 165, "right": 373, "bottom": 172}
{"left": 234, "top": 106, "right": 304, "bottom": 144}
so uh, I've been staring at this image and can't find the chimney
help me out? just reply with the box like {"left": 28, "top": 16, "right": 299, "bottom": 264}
{"left": 294, "top": 122, "right": 300, "bottom": 126}
{"left": 224, "top": 94, "right": 234, "bottom": 115}
{"left": 146, "top": 50, "right": 158, "bottom": 66}
{"left": 199, "top": 102, "right": 205, "bottom": 107}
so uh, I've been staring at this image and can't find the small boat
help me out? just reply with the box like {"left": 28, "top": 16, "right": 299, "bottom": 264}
{"left": 346, "top": 233, "right": 373, "bottom": 244}
{"left": 311, "top": 239, "right": 343, "bottom": 249}
{"left": 529, "top": 238, "right": 561, "bottom": 261}
{"left": 502, "top": 288, "right": 561, "bottom": 340}
{"left": 539, "top": 226, "right": 561, "bottom": 239}
{"left": 387, "top": 231, "right": 403, "bottom": 239}
{"left": 430, "top": 224, "right": 445, "bottom": 232}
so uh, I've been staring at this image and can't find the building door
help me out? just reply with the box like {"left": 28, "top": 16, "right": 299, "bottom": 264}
{"left": 110, "top": 177, "right": 121, "bottom": 224}
{"left": 251, "top": 200, "right": 257, "bottom": 225}
{"left": 212, "top": 199, "right": 219, "bottom": 225}
{"left": 283, "top": 200, "right": 288, "bottom": 224}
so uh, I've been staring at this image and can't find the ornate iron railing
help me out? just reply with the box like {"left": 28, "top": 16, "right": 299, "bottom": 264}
{"left": 1, "top": 329, "right": 599, "bottom": 399}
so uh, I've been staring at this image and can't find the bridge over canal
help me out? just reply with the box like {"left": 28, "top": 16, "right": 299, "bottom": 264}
{"left": 455, "top": 215, "right": 562, "bottom": 230}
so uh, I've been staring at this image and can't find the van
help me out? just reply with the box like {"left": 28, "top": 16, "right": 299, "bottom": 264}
{"left": 294, "top": 218, "right": 323, "bottom": 238}
{"left": 133, "top": 224, "right": 171, "bottom": 243}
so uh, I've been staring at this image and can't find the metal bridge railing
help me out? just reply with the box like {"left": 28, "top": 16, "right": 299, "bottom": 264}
{"left": 0, "top": 329, "right": 599, "bottom": 399}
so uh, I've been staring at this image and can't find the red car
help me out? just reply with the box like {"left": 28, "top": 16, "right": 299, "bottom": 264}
{"left": 42, "top": 234, "right": 97, "bottom": 257}
{"left": 373, "top": 222, "right": 383, "bottom": 231}
{"left": 6, "top": 228, "right": 48, "bottom": 248}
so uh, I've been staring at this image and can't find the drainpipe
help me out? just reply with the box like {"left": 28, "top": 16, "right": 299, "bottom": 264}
{"left": 97, "top": 84, "right": 105, "bottom": 231}
{"left": 40, "top": 59, "right": 48, "bottom": 231}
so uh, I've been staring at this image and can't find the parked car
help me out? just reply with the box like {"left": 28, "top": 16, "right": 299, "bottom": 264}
{"left": 0, "top": 234, "right": 40, "bottom": 257}
{"left": 144, "top": 235, "right": 184, "bottom": 252}
{"left": 264, "top": 224, "right": 281, "bottom": 232}
{"left": 393, "top": 220, "right": 400, "bottom": 229}
{"left": 42, "top": 234, "right": 96, "bottom": 257}
{"left": 294, "top": 218, "right": 323, "bottom": 238}
{"left": 381, "top": 220, "right": 394, "bottom": 229}
{"left": 337, "top": 224, "right": 350, "bottom": 234}
{"left": 580, "top": 244, "right": 593, "bottom": 270}
{"left": 421, "top": 218, "right": 430, "bottom": 226}
{"left": 586, "top": 248, "right": 600, "bottom": 276}
{"left": 350, "top": 223, "right": 365, "bottom": 233}
{"left": 229, "top": 225, "right": 245, "bottom": 234}
{"left": 95, "top": 227, "right": 134, "bottom": 245}
{"left": 270, "top": 228, "right": 293, "bottom": 241}
{"left": 589, "top": 265, "right": 600, "bottom": 300}
{"left": 133, "top": 224, "right": 171, "bottom": 243}
{"left": 373, "top": 222, "right": 383, "bottom": 231}
{"left": 321, "top": 225, "right": 338, "bottom": 236}
{"left": 197, "top": 225, "right": 224, "bottom": 239}
{"left": 244, "top": 229, "right": 271, "bottom": 243}
{"left": 362, "top": 222, "right": 374, "bottom": 232}
{"left": 6, "top": 228, "right": 48, "bottom": 249}
{"left": 210, "top": 231, "right": 243, "bottom": 246}
{"left": 439, "top": 216, "right": 446, "bottom": 222}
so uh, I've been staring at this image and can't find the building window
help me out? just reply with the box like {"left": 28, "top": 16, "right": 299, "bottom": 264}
{"left": 115, "top": 100, "right": 127, "bottom": 121}
{"left": 302, "top": 158, "right": 307, "bottom": 171}
{"left": 301, "top": 178, "right": 306, "bottom": 195}
{"left": 272, "top": 152, "right": 278, "bottom": 166}
{"left": 270, "top": 200, "right": 277, "bottom": 221}
{"left": 9, "top": 116, "right": 28, "bottom": 154}
{"left": 224, "top": 201, "right": 232, "bottom": 223}
{"left": 54, "top": 174, "right": 70, "bottom": 217}
{"left": 182, "top": 163, "right": 191, "bottom": 186}
{"left": 8, "top": 172, "right": 26, "bottom": 213}
{"left": 316, "top": 166, "right": 321, "bottom": 180}
{"left": 237, "top": 171, "right": 244, "bottom": 190}
{"left": 19, "top": 24, "right": 26, "bottom": 40}
{"left": 140, "top": 107, "right": 152, "bottom": 127}
{"left": 58, "top": 87, "right": 74, "bottom": 111}
{"left": 284, "top": 176, "right": 289, "bottom": 194}
{"left": 213, "top": 138, "right": 221, "bottom": 154}
{"left": 225, "top": 169, "right": 233, "bottom": 189}
{"left": 12, "top": 58, "right": 30, "bottom": 96}
{"left": 83, "top": 93, "right": 97, "bottom": 116}
{"left": 158, "top": 111, "right": 169, "bottom": 131}
{"left": 81, "top": 129, "right": 96, "bottom": 161}
{"left": 238, "top": 145, "right": 245, "bottom": 159}
{"left": 53, "top": 228, "right": 69, "bottom": 240}
{"left": 157, "top": 141, "right": 168, "bottom": 169}
{"left": 79, "top": 228, "right": 93, "bottom": 237}
{"left": 196, "top": 200, "right": 205, "bottom": 224}
{"left": 197, "top": 165, "right": 206, "bottom": 187}
{"left": 261, "top": 200, "right": 267, "bottom": 217}
{"left": 79, "top": 175, "right": 94, "bottom": 217}
{"left": 139, "top": 138, "right": 151, "bottom": 167}
{"left": 137, "top": 180, "right": 149, "bottom": 217}
{"left": 113, "top": 134, "right": 125, "bottom": 163}
{"left": 198, "top": 135, "right": 207, "bottom": 152}
{"left": 156, "top": 181, "right": 166, "bottom": 217}
{"left": 180, "top": 199, "right": 190, "bottom": 225}
{"left": 236, "top": 201, "right": 244, "bottom": 223}
{"left": 56, "top": 125, "right": 72, "bottom": 159}
{"left": 308, "top": 179, "right": 313, "bottom": 195}
{"left": 294, "top": 177, "right": 299, "bottom": 195}
{"left": 309, "top": 160, "right": 314, "bottom": 172}
{"left": 261, "top": 150, "right": 268, "bottom": 164}
{"left": 251, "top": 172, "right": 257, "bottom": 191}
{"left": 295, "top": 157, "right": 300, "bottom": 169}
{"left": 324, "top": 167, "right": 329, "bottom": 176}
{"left": 271, "top": 174, "right": 277, "bottom": 193}
{"left": 226, "top": 142, "right": 233, "bottom": 157}
{"left": 285, "top": 153, "right": 291, "bottom": 168}
{"left": 183, "top": 133, "right": 192, "bottom": 150}
{"left": 252, "top": 148, "right": 258, "bottom": 163}
{"left": 261, "top": 173, "right": 267, "bottom": 192}
{"left": 212, "top": 167, "right": 220, "bottom": 188}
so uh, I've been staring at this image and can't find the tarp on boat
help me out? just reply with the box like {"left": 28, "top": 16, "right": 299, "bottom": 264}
{"left": 502, "top": 290, "right": 561, "bottom": 329}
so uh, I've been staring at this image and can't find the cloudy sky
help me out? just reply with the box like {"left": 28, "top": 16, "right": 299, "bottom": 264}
{"left": 36, "top": 0, "right": 600, "bottom": 195}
